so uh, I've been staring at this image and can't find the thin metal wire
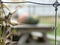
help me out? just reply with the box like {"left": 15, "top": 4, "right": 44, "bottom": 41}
{"left": 55, "top": 8, "right": 57, "bottom": 45}
{"left": 2, "top": 1, "right": 53, "bottom": 5}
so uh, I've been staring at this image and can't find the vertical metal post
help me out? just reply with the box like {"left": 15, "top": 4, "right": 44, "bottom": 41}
{"left": 53, "top": 0, "right": 59, "bottom": 45}
{"left": 54, "top": 4, "right": 58, "bottom": 45}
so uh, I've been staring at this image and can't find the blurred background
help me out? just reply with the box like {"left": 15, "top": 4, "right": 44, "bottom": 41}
{"left": 0, "top": 0, "right": 60, "bottom": 45}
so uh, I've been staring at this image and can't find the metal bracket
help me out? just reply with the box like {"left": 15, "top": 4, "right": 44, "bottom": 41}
{"left": 53, "top": 1, "right": 60, "bottom": 11}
